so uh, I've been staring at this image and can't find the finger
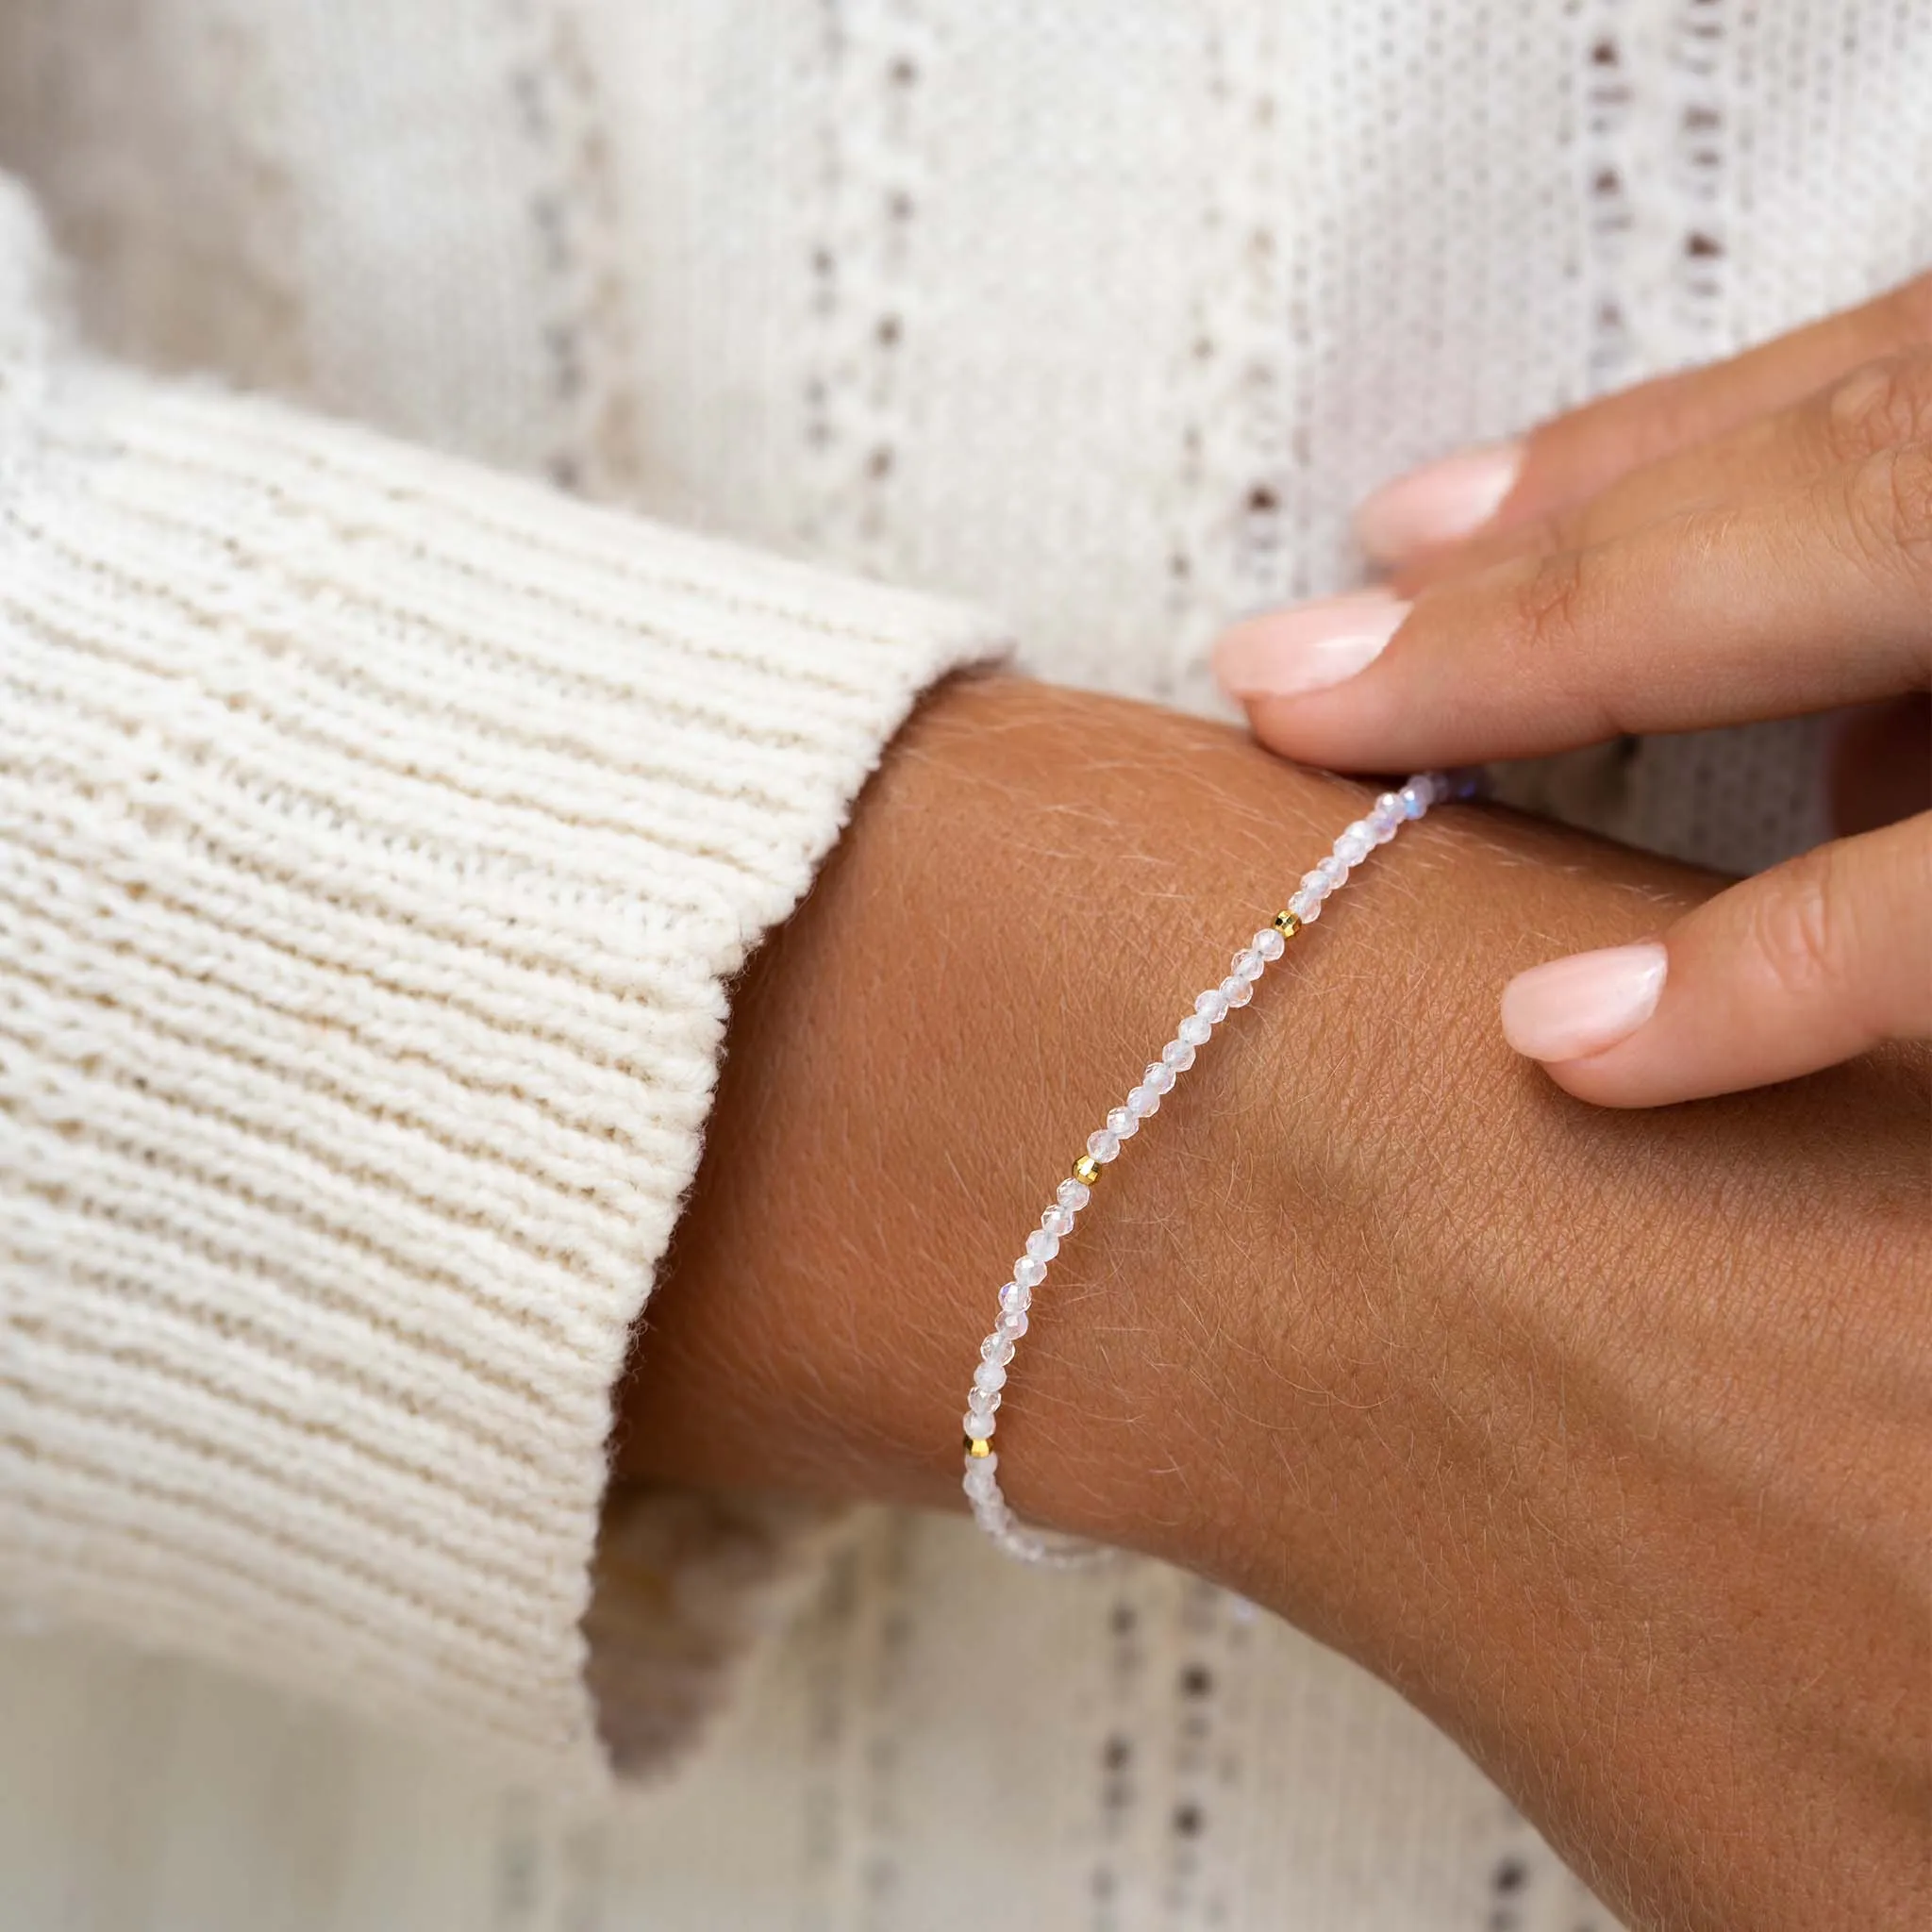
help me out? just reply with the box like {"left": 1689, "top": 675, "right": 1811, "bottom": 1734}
{"left": 1215, "top": 446, "right": 1932, "bottom": 773}
{"left": 1498, "top": 815, "right": 1932, "bottom": 1107}
{"left": 1355, "top": 272, "right": 1932, "bottom": 567}
{"left": 1400, "top": 347, "right": 1932, "bottom": 593}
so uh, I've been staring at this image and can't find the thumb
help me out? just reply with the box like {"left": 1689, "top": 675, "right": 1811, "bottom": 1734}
{"left": 1498, "top": 816, "right": 1932, "bottom": 1108}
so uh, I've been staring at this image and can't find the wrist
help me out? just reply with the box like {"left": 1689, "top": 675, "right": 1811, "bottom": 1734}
{"left": 619, "top": 675, "right": 1398, "bottom": 1524}
{"left": 621, "top": 671, "right": 1929, "bottom": 1929}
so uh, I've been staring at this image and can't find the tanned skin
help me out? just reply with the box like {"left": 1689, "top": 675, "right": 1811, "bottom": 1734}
{"left": 620, "top": 675, "right": 1930, "bottom": 1932}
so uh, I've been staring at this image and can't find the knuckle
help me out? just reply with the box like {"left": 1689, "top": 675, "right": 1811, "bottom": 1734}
{"left": 1823, "top": 351, "right": 1932, "bottom": 461}
{"left": 1509, "top": 546, "right": 1593, "bottom": 655}
{"left": 1749, "top": 847, "right": 1849, "bottom": 1010}
{"left": 1500, "top": 544, "right": 1626, "bottom": 738}
{"left": 1840, "top": 443, "right": 1932, "bottom": 598}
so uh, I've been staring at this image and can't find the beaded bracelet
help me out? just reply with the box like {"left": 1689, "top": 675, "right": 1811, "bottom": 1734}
{"left": 960, "top": 771, "right": 1464, "bottom": 1564}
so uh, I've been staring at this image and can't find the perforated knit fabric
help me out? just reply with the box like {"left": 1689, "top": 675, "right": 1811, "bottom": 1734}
{"left": 0, "top": 0, "right": 1926, "bottom": 1924}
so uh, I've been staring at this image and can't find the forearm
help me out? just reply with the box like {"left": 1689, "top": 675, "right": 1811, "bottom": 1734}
{"left": 621, "top": 675, "right": 1928, "bottom": 1929}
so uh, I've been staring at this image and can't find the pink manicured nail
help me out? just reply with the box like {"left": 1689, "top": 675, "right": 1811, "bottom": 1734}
{"left": 1212, "top": 591, "right": 1409, "bottom": 701}
{"left": 1354, "top": 441, "right": 1524, "bottom": 565}
{"left": 1500, "top": 943, "right": 1668, "bottom": 1064}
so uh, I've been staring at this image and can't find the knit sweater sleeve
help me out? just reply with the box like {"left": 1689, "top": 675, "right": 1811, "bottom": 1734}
{"left": 0, "top": 186, "right": 1003, "bottom": 1785}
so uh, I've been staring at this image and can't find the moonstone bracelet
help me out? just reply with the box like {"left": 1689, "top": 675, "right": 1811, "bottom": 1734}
{"left": 960, "top": 771, "right": 1465, "bottom": 1564}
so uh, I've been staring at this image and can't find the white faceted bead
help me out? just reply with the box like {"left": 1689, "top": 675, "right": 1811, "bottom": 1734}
{"left": 1253, "top": 926, "right": 1287, "bottom": 962}
{"left": 1316, "top": 855, "right": 1349, "bottom": 890}
{"left": 1041, "top": 1205, "right": 1075, "bottom": 1238}
{"left": 1106, "top": 1105, "right": 1139, "bottom": 1140}
{"left": 963, "top": 1408, "right": 996, "bottom": 1438}
{"left": 1288, "top": 889, "right": 1321, "bottom": 924}
{"left": 964, "top": 1464, "right": 998, "bottom": 1496}
{"left": 1194, "top": 987, "right": 1230, "bottom": 1024}
{"left": 1126, "top": 1084, "right": 1160, "bottom": 1119}
{"left": 1086, "top": 1127, "right": 1122, "bottom": 1164}
{"left": 974, "top": 1360, "right": 1008, "bottom": 1392}
{"left": 1025, "top": 1227, "right": 1059, "bottom": 1263}
{"left": 1399, "top": 781, "right": 1428, "bottom": 818}
{"left": 999, "top": 1280, "right": 1032, "bottom": 1314}
{"left": 1231, "top": 947, "right": 1266, "bottom": 982}
{"left": 1143, "top": 1060, "right": 1176, "bottom": 1095}
{"left": 981, "top": 1334, "right": 1015, "bottom": 1365}
{"left": 1162, "top": 1039, "right": 1196, "bottom": 1072}
{"left": 1014, "top": 1256, "right": 1047, "bottom": 1289}
{"left": 1335, "top": 824, "right": 1374, "bottom": 865}
{"left": 1177, "top": 1013, "right": 1213, "bottom": 1046}
{"left": 1056, "top": 1177, "right": 1091, "bottom": 1213}
{"left": 967, "top": 1382, "right": 999, "bottom": 1412}
{"left": 1221, "top": 974, "right": 1253, "bottom": 1009}
{"left": 1300, "top": 869, "right": 1332, "bottom": 900}
{"left": 997, "top": 1307, "right": 1029, "bottom": 1340}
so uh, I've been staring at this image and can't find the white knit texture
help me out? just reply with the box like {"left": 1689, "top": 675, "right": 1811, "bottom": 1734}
{"left": 0, "top": 208, "right": 1002, "bottom": 1783}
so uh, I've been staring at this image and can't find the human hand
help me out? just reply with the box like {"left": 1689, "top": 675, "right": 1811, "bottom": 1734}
{"left": 1213, "top": 276, "right": 1932, "bottom": 1107}
{"left": 626, "top": 677, "right": 1928, "bottom": 1930}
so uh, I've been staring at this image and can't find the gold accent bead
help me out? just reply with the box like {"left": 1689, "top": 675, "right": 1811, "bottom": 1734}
{"left": 1073, "top": 1153, "right": 1102, "bottom": 1187}
{"left": 966, "top": 1437, "right": 992, "bottom": 1458}
{"left": 1273, "top": 909, "right": 1303, "bottom": 939}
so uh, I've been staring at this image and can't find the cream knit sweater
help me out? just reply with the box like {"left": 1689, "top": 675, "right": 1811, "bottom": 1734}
{"left": 1, "top": 1, "right": 1927, "bottom": 1922}
{"left": 0, "top": 173, "right": 1001, "bottom": 1785}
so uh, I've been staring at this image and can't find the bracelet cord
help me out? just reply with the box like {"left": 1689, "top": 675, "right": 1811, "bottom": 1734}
{"left": 961, "top": 773, "right": 1461, "bottom": 1564}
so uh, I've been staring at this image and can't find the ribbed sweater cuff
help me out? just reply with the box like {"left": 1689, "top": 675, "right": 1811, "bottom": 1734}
{"left": 0, "top": 361, "right": 1003, "bottom": 1785}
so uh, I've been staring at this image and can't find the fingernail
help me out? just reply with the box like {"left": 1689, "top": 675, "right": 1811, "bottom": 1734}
{"left": 1212, "top": 591, "right": 1409, "bottom": 701}
{"left": 1354, "top": 441, "right": 1523, "bottom": 565}
{"left": 1500, "top": 942, "right": 1668, "bottom": 1063}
